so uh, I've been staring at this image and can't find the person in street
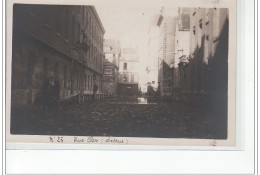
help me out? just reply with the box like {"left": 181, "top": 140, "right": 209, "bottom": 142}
{"left": 48, "top": 77, "right": 56, "bottom": 110}
{"left": 147, "top": 82, "right": 152, "bottom": 103}
{"left": 38, "top": 77, "right": 55, "bottom": 112}
{"left": 92, "top": 84, "right": 98, "bottom": 102}
{"left": 52, "top": 78, "right": 60, "bottom": 109}
{"left": 53, "top": 78, "right": 60, "bottom": 101}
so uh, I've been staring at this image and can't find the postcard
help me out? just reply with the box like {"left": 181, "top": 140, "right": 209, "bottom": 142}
{"left": 6, "top": 0, "right": 237, "bottom": 147}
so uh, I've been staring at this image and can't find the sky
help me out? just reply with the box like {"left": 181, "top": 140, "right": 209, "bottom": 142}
{"left": 94, "top": 0, "right": 178, "bottom": 84}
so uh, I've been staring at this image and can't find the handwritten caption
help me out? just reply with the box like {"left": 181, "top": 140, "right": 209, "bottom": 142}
{"left": 49, "top": 136, "right": 128, "bottom": 144}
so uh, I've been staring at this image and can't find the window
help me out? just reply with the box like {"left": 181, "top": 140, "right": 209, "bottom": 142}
{"left": 70, "top": 71, "right": 73, "bottom": 90}
{"left": 56, "top": 8, "right": 61, "bottom": 33}
{"left": 43, "top": 57, "right": 48, "bottom": 71}
{"left": 84, "top": 74, "right": 87, "bottom": 89}
{"left": 92, "top": 23, "right": 94, "bottom": 36}
{"left": 83, "top": 7, "right": 85, "bottom": 20}
{"left": 72, "top": 17, "right": 75, "bottom": 41}
{"left": 97, "top": 54, "right": 99, "bottom": 66}
{"left": 76, "top": 71, "right": 79, "bottom": 89}
{"left": 95, "top": 48, "right": 97, "bottom": 64}
{"left": 199, "top": 19, "right": 202, "bottom": 29}
{"left": 88, "top": 75, "right": 90, "bottom": 90}
{"left": 43, "top": 7, "right": 48, "bottom": 24}
{"left": 96, "top": 50, "right": 98, "bottom": 65}
{"left": 86, "top": 11, "right": 89, "bottom": 24}
{"left": 95, "top": 30, "right": 97, "bottom": 41}
{"left": 90, "top": 44, "right": 92, "bottom": 62}
{"left": 78, "top": 22, "right": 80, "bottom": 42}
{"left": 124, "top": 63, "right": 127, "bottom": 70}
{"left": 205, "top": 13, "right": 210, "bottom": 25}
{"left": 63, "top": 66, "right": 67, "bottom": 88}
{"left": 192, "top": 8, "right": 196, "bottom": 16}
{"left": 54, "top": 62, "right": 58, "bottom": 75}
{"left": 65, "top": 8, "right": 69, "bottom": 38}
{"left": 90, "top": 76, "right": 93, "bottom": 90}
{"left": 104, "top": 46, "right": 110, "bottom": 52}
{"left": 90, "top": 19, "right": 92, "bottom": 34}
{"left": 123, "top": 74, "right": 128, "bottom": 81}
{"left": 88, "top": 41, "right": 90, "bottom": 58}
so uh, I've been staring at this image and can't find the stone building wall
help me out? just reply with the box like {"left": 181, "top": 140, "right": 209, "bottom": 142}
{"left": 172, "top": 8, "right": 191, "bottom": 101}
{"left": 157, "top": 16, "right": 176, "bottom": 99}
{"left": 11, "top": 4, "right": 105, "bottom": 106}
{"left": 103, "top": 61, "right": 118, "bottom": 95}
{"left": 179, "top": 8, "right": 229, "bottom": 105}
{"left": 117, "top": 48, "right": 139, "bottom": 96}
{"left": 147, "top": 17, "right": 160, "bottom": 89}
{"left": 103, "top": 39, "right": 120, "bottom": 95}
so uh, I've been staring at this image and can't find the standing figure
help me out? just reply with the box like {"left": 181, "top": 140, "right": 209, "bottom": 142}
{"left": 51, "top": 78, "right": 60, "bottom": 109}
{"left": 92, "top": 84, "right": 98, "bottom": 102}
{"left": 147, "top": 82, "right": 152, "bottom": 103}
{"left": 53, "top": 78, "right": 60, "bottom": 101}
{"left": 40, "top": 77, "right": 54, "bottom": 112}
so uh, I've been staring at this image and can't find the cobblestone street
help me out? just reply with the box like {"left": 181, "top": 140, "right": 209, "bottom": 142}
{"left": 11, "top": 98, "right": 227, "bottom": 139}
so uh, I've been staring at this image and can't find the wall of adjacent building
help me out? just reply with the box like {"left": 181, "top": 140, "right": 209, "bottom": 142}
{"left": 118, "top": 48, "right": 139, "bottom": 84}
{"left": 179, "top": 8, "right": 229, "bottom": 105}
{"left": 147, "top": 24, "right": 159, "bottom": 89}
{"left": 158, "top": 16, "right": 176, "bottom": 98}
{"left": 171, "top": 8, "right": 191, "bottom": 101}
{"left": 103, "top": 61, "right": 118, "bottom": 95}
{"left": 103, "top": 39, "right": 121, "bottom": 95}
{"left": 117, "top": 48, "right": 139, "bottom": 96}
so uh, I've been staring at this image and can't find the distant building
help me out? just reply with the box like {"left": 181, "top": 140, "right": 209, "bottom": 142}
{"left": 118, "top": 48, "right": 139, "bottom": 96}
{"left": 103, "top": 39, "right": 121, "bottom": 67}
{"left": 103, "top": 39, "right": 121, "bottom": 95}
{"left": 11, "top": 4, "right": 105, "bottom": 106}
{"left": 172, "top": 8, "right": 191, "bottom": 101}
{"left": 156, "top": 9, "right": 176, "bottom": 99}
{"left": 146, "top": 15, "right": 160, "bottom": 92}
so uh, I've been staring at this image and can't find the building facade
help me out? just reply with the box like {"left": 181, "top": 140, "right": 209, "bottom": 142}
{"left": 11, "top": 4, "right": 105, "bottom": 106}
{"left": 178, "top": 8, "right": 229, "bottom": 107}
{"left": 172, "top": 8, "right": 191, "bottom": 101}
{"left": 157, "top": 12, "right": 176, "bottom": 99}
{"left": 103, "top": 39, "right": 121, "bottom": 95}
{"left": 118, "top": 48, "right": 139, "bottom": 96}
{"left": 146, "top": 15, "right": 160, "bottom": 93}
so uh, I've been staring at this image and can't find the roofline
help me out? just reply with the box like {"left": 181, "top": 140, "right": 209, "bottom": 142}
{"left": 89, "top": 6, "right": 105, "bottom": 34}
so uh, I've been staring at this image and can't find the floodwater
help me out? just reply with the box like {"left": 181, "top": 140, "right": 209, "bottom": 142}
{"left": 11, "top": 97, "right": 227, "bottom": 139}
{"left": 107, "top": 97, "right": 157, "bottom": 105}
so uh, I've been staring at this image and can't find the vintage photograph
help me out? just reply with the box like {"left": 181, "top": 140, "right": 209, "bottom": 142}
{"left": 8, "top": 1, "right": 234, "bottom": 143}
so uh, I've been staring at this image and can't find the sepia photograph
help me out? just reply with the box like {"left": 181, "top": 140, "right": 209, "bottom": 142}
{"left": 6, "top": 0, "right": 237, "bottom": 146}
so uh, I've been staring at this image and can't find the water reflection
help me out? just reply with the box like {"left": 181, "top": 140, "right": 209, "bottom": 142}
{"left": 138, "top": 98, "right": 147, "bottom": 104}
{"left": 108, "top": 97, "right": 157, "bottom": 105}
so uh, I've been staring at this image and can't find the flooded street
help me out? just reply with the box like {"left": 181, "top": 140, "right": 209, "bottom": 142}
{"left": 10, "top": 5, "right": 229, "bottom": 141}
{"left": 11, "top": 97, "right": 227, "bottom": 139}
